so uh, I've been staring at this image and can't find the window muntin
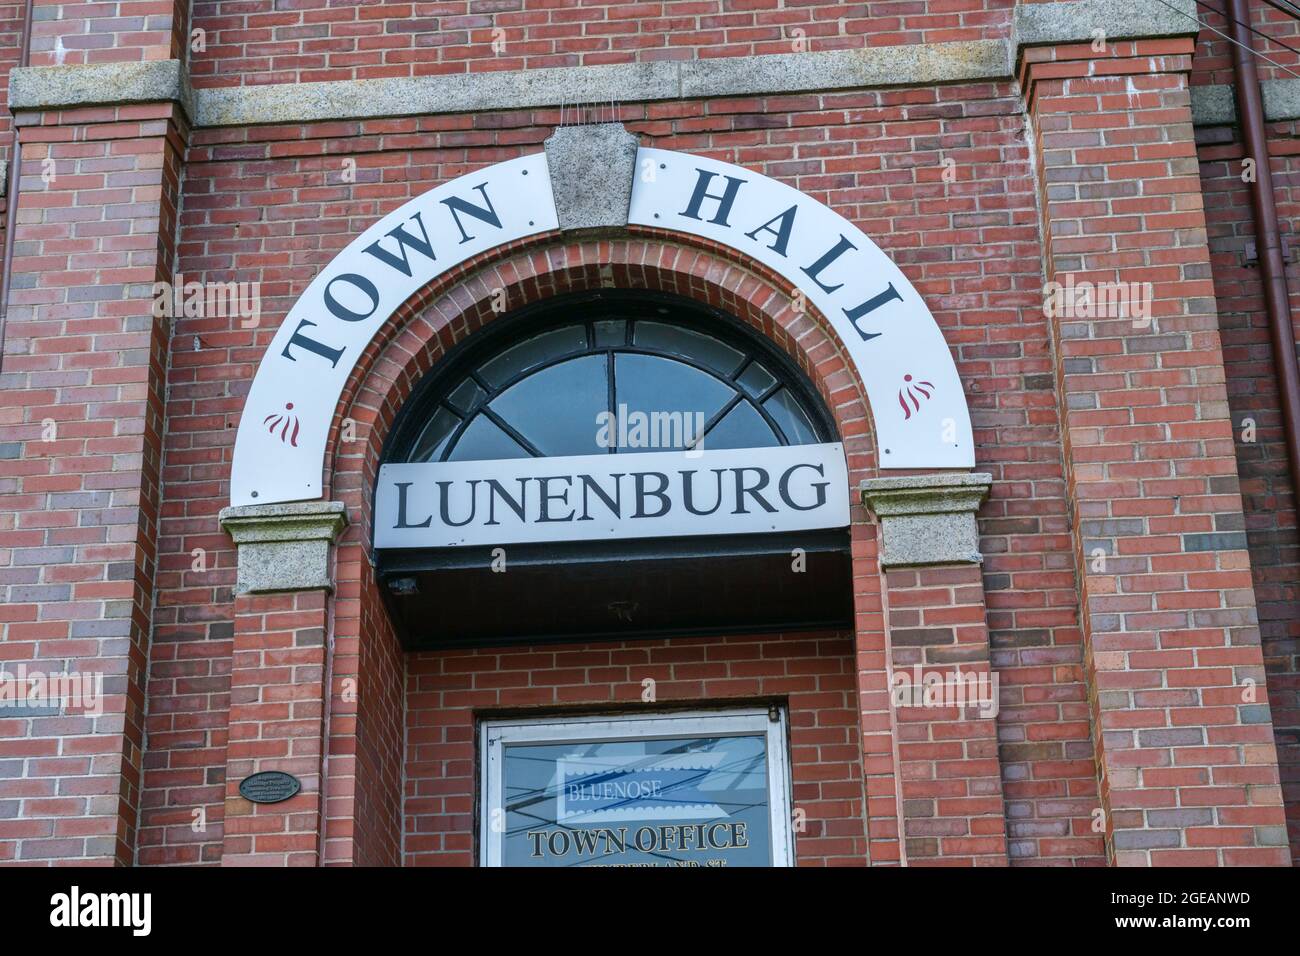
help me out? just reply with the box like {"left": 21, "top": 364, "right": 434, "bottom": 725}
{"left": 397, "top": 304, "right": 830, "bottom": 465}
{"left": 480, "top": 708, "right": 794, "bottom": 868}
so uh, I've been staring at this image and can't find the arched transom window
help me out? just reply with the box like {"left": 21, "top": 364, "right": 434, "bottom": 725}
{"left": 392, "top": 292, "right": 830, "bottom": 465}
{"left": 378, "top": 291, "right": 849, "bottom": 648}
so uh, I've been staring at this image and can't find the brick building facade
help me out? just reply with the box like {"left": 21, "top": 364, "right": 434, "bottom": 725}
{"left": 0, "top": 0, "right": 1296, "bottom": 868}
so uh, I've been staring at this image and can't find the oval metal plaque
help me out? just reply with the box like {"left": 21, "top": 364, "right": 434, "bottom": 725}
{"left": 239, "top": 770, "right": 301, "bottom": 805}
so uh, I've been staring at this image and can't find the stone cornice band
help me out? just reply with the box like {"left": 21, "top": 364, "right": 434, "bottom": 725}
{"left": 9, "top": 59, "right": 196, "bottom": 121}
{"left": 6, "top": 1, "right": 1206, "bottom": 129}
{"left": 1190, "top": 80, "right": 1300, "bottom": 126}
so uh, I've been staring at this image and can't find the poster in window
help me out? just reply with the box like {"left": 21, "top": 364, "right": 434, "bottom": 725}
{"left": 500, "top": 734, "right": 773, "bottom": 867}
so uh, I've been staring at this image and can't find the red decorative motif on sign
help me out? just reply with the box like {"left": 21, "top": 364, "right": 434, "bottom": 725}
{"left": 898, "top": 374, "right": 934, "bottom": 421}
{"left": 263, "top": 403, "right": 301, "bottom": 447}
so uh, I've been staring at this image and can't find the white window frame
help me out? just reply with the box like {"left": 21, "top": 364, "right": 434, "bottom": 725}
{"left": 479, "top": 707, "right": 794, "bottom": 867}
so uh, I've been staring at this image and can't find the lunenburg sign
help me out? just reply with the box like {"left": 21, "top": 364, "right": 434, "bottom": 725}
{"left": 230, "top": 136, "right": 974, "bottom": 509}
{"left": 375, "top": 443, "right": 850, "bottom": 549}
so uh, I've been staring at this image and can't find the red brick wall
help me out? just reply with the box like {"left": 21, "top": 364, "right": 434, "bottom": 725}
{"left": 221, "top": 589, "right": 327, "bottom": 865}
{"left": 404, "top": 630, "right": 867, "bottom": 866}
{"left": 0, "top": 0, "right": 25, "bottom": 291}
{"left": 27, "top": 0, "right": 188, "bottom": 67}
{"left": 885, "top": 563, "right": 1011, "bottom": 865}
{"left": 1193, "top": 3, "right": 1300, "bottom": 87}
{"left": 188, "top": 0, "right": 1015, "bottom": 88}
{"left": 346, "top": 570, "right": 404, "bottom": 867}
{"left": 5, "top": 0, "right": 1297, "bottom": 868}
{"left": 1190, "top": 0, "right": 1300, "bottom": 866}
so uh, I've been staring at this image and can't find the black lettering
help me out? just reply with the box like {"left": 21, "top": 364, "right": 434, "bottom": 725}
{"left": 800, "top": 234, "right": 857, "bottom": 295}
{"left": 680, "top": 468, "right": 727, "bottom": 516}
{"left": 604, "top": 827, "right": 628, "bottom": 854}
{"left": 658, "top": 826, "right": 677, "bottom": 851}
{"left": 363, "top": 210, "right": 436, "bottom": 277}
{"left": 680, "top": 169, "right": 746, "bottom": 226}
{"left": 733, "top": 467, "right": 777, "bottom": 514}
{"left": 393, "top": 481, "right": 432, "bottom": 528}
{"left": 547, "top": 830, "right": 571, "bottom": 857}
{"left": 572, "top": 829, "right": 601, "bottom": 854}
{"left": 578, "top": 473, "right": 623, "bottom": 520}
{"left": 280, "top": 318, "right": 345, "bottom": 367}
{"left": 841, "top": 281, "right": 902, "bottom": 342}
{"left": 537, "top": 476, "right": 575, "bottom": 522}
{"left": 680, "top": 825, "right": 698, "bottom": 850}
{"left": 323, "top": 273, "right": 380, "bottom": 322}
{"left": 744, "top": 205, "right": 798, "bottom": 256}
{"left": 484, "top": 478, "right": 527, "bottom": 526}
{"left": 778, "top": 462, "right": 829, "bottom": 511}
{"left": 707, "top": 822, "right": 728, "bottom": 849}
{"left": 436, "top": 479, "right": 479, "bottom": 527}
{"left": 632, "top": 472, "right": 672, "bottom": 518}
{"left": 441, "top": 183, "right": 502, "bottom": 244}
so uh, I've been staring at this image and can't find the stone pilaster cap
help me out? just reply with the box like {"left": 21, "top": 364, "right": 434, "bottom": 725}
{"left": 219, "top": 500, "right": 348, "bottom": 544}
{"left": 859, "top": 473, "right": 992, "bottom": 567}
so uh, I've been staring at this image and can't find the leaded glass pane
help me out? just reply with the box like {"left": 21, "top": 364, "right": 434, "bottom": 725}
{"left": 399, "top": 308, "right": 828, "bottom": 464}
{"left": 489, "top": 355, "right": 608, "bottom": 457}
{"left": 613, "top": 354, "right": 733, "bottom": 451}
{"left": 593, "top": 319, "right": 626, "bottom": 347}
{"left": 477, "top": 325, "right": 587, "bottom": 388}
{"left": 446, "top": 378, "right": 484, "bottom": 414}
{"left": 633, "top": 321, "right": 745, "bottom": 376}
{"left": 762, "top": 387, "right": 818, "bottom": 445}
{"left": 409, "top": 406, "right": 460, "bottom": 462}
{"left": 737, "top": 360, "right": 776, "bottom": 398}
{"left": 701, "top": 401, "right": 775, "bottom": 451}
{"left": 446, "top": 415, "right": 530, "bottom": 461}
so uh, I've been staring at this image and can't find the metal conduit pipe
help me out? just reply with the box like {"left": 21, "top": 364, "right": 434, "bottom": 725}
{"left": 1229, "top": 0, "right": 1300, "bottom": 503}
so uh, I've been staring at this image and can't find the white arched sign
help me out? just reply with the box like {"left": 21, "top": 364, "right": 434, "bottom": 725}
{"left": 230, "top": 146, "right": 973, "bottom": 507}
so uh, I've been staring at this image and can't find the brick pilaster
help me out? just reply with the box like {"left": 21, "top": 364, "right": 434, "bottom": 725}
{"left": 882, "top": 563, "right": 1009, "bottom": 865}
{"left": 0, "top": 101, "right": 185, "bottom": 864}
{"left": 217, "top": 502, "right": 346, "bottom": 866}
{"left": 221, "top": 590, "right": 329, "bottom": 866}
{"left": 1022, "top": 37, "right": 1290, "bottom": 864}
{"left": 861, "top": 473, "right": 1008, "bottom": 865}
